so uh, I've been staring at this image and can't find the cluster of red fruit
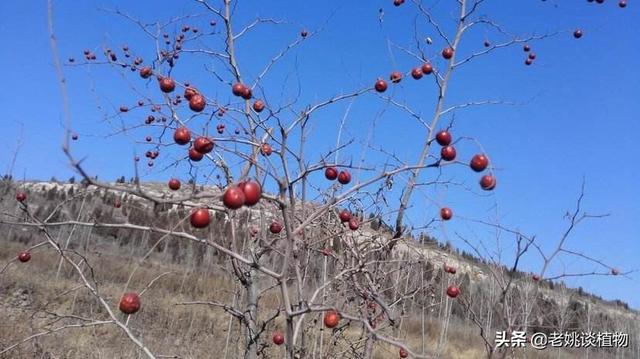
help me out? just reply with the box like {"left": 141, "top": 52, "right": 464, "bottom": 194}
{"left": 271, "top": 304, "right": 340, "bottom": 346}
{"left": 81, "top": 49, "right": 97, "bottom": 61}
{"left": 232, "top": 83, "right": 268, "bottom": 113}
{"left": 434, "top": 130, "right": 496, "bottom": 191}
{"left": 374, "top": 60, "right": 437, "bottom": 93}
{"left": 338, "top": 209, "right": 359, "bottom": 231}
{"left": 324, "top": 166, "right": 351, "bottom": 185}
{"left": 231, "top": 82, "right": 252, "bottom": 100}
{"left": 189, "top": 180, "right": 263, "bottom": 229}
{"left": 154, "top": 76, "right": 208, "bottom": 113}
{"left": 172, "top": 126, "right": 213, "bottom": 162}
{"left": 223, "top": 181, "right": 262, "bottom": 209}
{"left": 373, "top": 45, "right": 454, "bottom": 92}
{"left": 587, "top": 0, "right": 627, "bottom": 7}
{"left": 444, "top": 264, "right": 457, "bottom": 274}
{"left": 522, "top": 44, "right": 537, "bottom": 66}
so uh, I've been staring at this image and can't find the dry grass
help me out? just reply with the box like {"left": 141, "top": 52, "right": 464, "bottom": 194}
{"left": 0, "top": 241, "right": 621, "bottom": 359}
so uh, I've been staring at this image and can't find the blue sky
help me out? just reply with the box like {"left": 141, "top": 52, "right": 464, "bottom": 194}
{"left": 1, "top": 1, "right": 638, "bottom": 308}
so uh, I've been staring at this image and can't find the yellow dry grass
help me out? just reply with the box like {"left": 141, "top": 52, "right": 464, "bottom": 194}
{"left": 0, "top": 241, "right": 614, "bottom": 359}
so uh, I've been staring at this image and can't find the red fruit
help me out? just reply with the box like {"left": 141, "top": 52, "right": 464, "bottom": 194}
{"left": 324, "top": 311, "right": 340, "bottom": 328}
{"left": 440, "top": 207, "right": 453, "bottom": 221}
{"left": 253, "top": 100, "right": 265, "bottom": 112}
{"left": 435, "top": 130, "right": 452, "bottom": 146}
{"left": 190, "top": 208, "right": 210, "bottom": 228}
{"left": 71, "top": 133, "right": 79, "bottom": 140}
{"left": 446, "top": 285, "right": 460, "bottom": 298}
{"left": 348, "top": 218, "right": 359, "bottom": 231}
{"left": 611, "top": 268, "right": 620, "bottom": 275}
{"left": 145, "top": 136, "right": 152, "bottom": 142}
{"left": 114, "top": 200, "right": 122, "bottom": 208}
{"left": 240, "top": 86, "right": 252, "bottom": 100}
{"left": 619, "top": 0, "right": 627, "bottom": 7}
{"left": 139, "top": 67, "right": 152, "bottom": 79}
{"left": 470, "top": 154, "right": 489, "bottom": 172}
{"left": 216, "top": 124, "right": 225, "bottom": 134}
{"left": 440, "top": 146, "right": 456, "bottom": 161}
{"left": 232, "top": 83, "right": 246, "bottom": 97}
{"left": 189, "top": 94, "right": 206, "bottom": 112}
{"left": 241, "top": 181, "right": 262, "bottom": 206}
{"left": 399, "top": 348, "right": 409, "bottom": 358}
{"left": 301, "top": 29, "right": 309, "bottom": 38}
{"left": 390, "top": 71, "right": 403, "bottom": 84}
{"left": 16, "top": 192, "right": 27, "bottom": 202}
{"left": 528, "top": 52, "right": 536, "bottom": 60}
{"left": 374, "top": 78, "right": 388, "bottom": 93}
{"left": 188, "top": 147, "right": 204, "bottom": 161}
{"left": 523, "top": 44, "right": 531, "bottom": 52}
{"left": 393, "top": 0, "right": 405, "bottom": 6}
{"left": 260, "top": 143, "right": 273, "bottom": 156}
{"left": 339, "top": 210, "right": 352, "bottom": 223}
{"left": 337, "top": 171, "right": 351, "bottom": 185}
{"left": 159, "top": 77, "right": 176, "bottom": 93}
{"left": 119, "top": 106, "right": 129, "bottom": 113}
{"left": 573, "top": 29, "right": 583, "bottom": 39}
{"left": 119, "top": 292, "right": 141, "bottom": 314}
{"left": 442, "top": 47, "right": 454, "bottom": 59}
{"left": 480, "top": 175, "right": 496, "bottom": 191}
{"left": 168, "top": 178, "right": 181, "bottom": 191}
{"left": 272, "top": 332, "right": 285, "bottom": 346}
{"left": 532, "top": 274, "right": 541, "bottom": 282}
{"left": 325, "top": 167, "right": 338, "bottom": 180}
{"left": 421, "top": 62, "right": 433, "bottom": 75}
{"left": 184, "top": 87, "right": 198, "bottom": 100}
{"left": 484, "top": 41, "right": 491, "bottom": 47}
{"left": 321, "top": 248, "right": 332, "bottom": 256}
{"left": 193, "top": 137, "right": 214, "bottom": 154}
{"left": 223, "top": 186, "right": 246, "bottom": 209}
{"left": 445, "top": 265, "right": 457, "bottom": 274}
{"left": 18, "top": 251, "right": 31, "bottom": 263}
{"left": 269, "top": 222, "right": 283, "bottom": 234}
{"left": 525, "top": 59, "right": 533, "bottom": 66}
{"left": 411, "top": 67, "right": 423, "bottom": 80}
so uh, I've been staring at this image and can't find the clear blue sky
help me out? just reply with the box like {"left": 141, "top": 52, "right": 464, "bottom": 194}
{"left": 1, "top": 1, "right": 638, "bottom": 308}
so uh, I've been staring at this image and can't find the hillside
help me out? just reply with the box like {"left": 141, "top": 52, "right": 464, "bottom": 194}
{"left": 0, "top": 179, "right": 637, "bottom": 359}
